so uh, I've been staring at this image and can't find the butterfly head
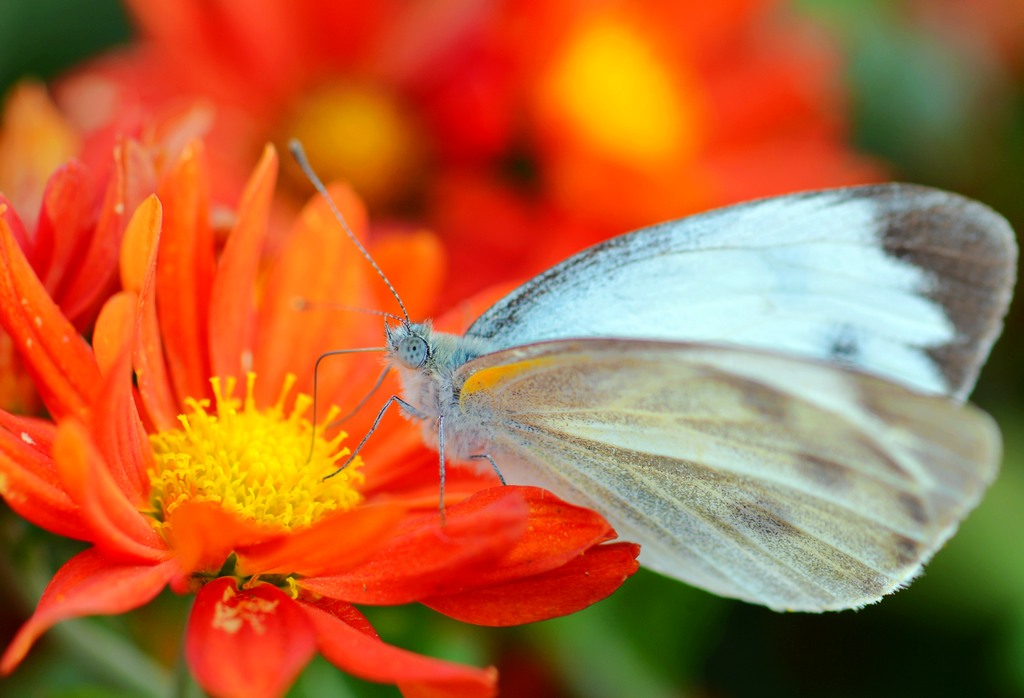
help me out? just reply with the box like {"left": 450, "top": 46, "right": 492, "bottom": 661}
{"left": 385, "top": 321, "right": 432, "bottom": 370}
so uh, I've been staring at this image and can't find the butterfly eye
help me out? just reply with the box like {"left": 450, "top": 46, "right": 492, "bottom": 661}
{"left": 397, "top": 335, "right": 429, "bottom": 368}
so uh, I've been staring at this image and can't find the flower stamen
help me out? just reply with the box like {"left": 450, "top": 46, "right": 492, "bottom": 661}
{"left": 148, "top": 373, "right": 362, "bottom": 532}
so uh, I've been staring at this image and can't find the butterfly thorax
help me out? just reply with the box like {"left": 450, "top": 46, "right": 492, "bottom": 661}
{"left": 385, "top": 321, "right": 496, "bottom": 456}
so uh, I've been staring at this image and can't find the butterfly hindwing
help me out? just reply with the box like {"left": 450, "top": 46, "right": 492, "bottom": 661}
{"left": 453, "top": 339, "right": 1001, "bottom": 611}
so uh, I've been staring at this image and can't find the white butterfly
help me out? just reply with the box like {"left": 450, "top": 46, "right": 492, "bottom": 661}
{"left": 293, "top": 141, "right": 1016, "bottom": 612}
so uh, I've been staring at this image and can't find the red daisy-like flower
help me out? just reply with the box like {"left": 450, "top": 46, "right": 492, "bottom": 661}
{"left": 0, "top": 142, "right": 639, "bottom": 698}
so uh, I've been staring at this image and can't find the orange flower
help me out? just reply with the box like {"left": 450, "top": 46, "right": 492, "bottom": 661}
{"left": 499, "top": 0, "right": 881, "bottom": 231}
{"left": 53, "top": 0, "right": 880, "bottom": 305}
{"left": 0, "top": 143, "right": 639, "bottom": 698}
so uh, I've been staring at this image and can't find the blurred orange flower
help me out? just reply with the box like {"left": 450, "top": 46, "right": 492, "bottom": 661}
{"left": 0, "top": 143, "right": 639, "bottom": 698}
{"left": 500, "top": 0, "right": 881, "bottom": 229}
{"left": 54, "top": 0, "right": 879, "bottom": 305}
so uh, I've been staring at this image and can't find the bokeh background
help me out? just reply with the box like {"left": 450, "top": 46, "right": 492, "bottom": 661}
{"left": 0, "top": 0, "right": 1022, "bottom": 696}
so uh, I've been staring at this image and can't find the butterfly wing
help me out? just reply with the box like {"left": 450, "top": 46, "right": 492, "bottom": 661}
{"left": 465, "top": 184, "right": 1016, "bottom": 401}
{"left": 453, "top": 339, "right": 1001, "bottom": 611}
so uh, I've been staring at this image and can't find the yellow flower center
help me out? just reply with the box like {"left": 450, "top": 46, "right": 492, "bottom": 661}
{"left": 540, "top": 15, "right": 702, "bottom": 167}
{"left": 148, "top": 373, "right": 362, "bottom": 531}
{"left": 280, "top": 82, "right": 425, "bottom": 208}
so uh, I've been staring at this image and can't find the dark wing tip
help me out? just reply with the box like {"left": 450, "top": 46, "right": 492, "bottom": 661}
{"left": 850, "top": 184, "right": 1017, "bottom": 399}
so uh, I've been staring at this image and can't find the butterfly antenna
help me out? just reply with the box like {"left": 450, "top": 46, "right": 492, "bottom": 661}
{"left": 292, "top": 297, "right": 404, "bottom": 323}
{"left": 289, "top": 139, "right": 411, "bottom": 325}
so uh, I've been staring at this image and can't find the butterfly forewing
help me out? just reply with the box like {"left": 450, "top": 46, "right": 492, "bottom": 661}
{"left": 465, "top": 184, "right": 1016, "bottom": 400}
{"left": 454, "top": 340, "right": 1001, "bottom": 611}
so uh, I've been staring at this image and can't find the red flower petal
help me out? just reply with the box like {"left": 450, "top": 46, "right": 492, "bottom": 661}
{"left": 0, "top": 197, "right": 30, "bottom": 258}
{"left": 0, "top": 409, "right": 55, "bottom": 451}
{"left": 0, "top": 547, "right": 176, "bottom": 674}
{"left": 302, "top": 597, "right": 497, "bottom": 698}
{"left": 236, "top": 500, "right": 409, "bottom": 577}
{"left": 0, "top": 412, "right": 85, "bottom": 538}
{"left": 56, "top": 137, "right": 135, "bottom": 325}
{"left": 154, "top": 141, "right": 215, "bottom": 404}
{"left": 0, "top": 215, "right": 100, "bottom": 422}
{"left": 424, "top": 541, "right": 640, "bottom": 626}
{"left": 208, "top": 143, "right": 277, "bottom": 379}
{"left": 186, "top": 578, "right": 317, "bottom": 698}
{"left": 437, "top": 486, "right": 618, "bottom": 588}
{"left": 32, "top": 160, "right": 94, "bottom": 297}
{"left": 52, "top": 419, "right": 167, "bottom": 561}
{"left": 298, "top": 486, "right": 529, "bottom": 604}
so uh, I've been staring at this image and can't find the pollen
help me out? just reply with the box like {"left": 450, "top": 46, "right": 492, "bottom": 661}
{"left": 148, "top": 373, "right": 363, "bottom": 531}
{"left": 212, "top": 584, "right": 279, "bottom": 635}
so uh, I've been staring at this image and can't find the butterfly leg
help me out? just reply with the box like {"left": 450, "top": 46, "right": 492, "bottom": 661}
{"left": 328, "top": 365, "right": 391, "bottom": 425}
{"left": 438, "top": 414, "right": 448, "bottom": 525}
{"left": 469, "top": 453, "right": 507, "bottom": 485}
{"left": 307, "top": 348, "right": 389, "bottom": 463}
{"left": 324, "top": 395, "right": 429, "bottom": 480}
{"left": 434, "top": 423, "right": 508, "bottom": 525}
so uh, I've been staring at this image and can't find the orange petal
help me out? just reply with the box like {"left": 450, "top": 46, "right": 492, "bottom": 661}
{"left": 252, "top": 183, "right": 379, "bottom": 406}
{"left": 155, "top": 140, "right": 214, "bottom": 404}
{"left": 126, "top": 196, "right": 178, "bottom": 430}
{"left": 119, "top": 194, "right": 162, "bottom": 294}
{"left": 165, "top": 500, "right": 272, "bottom": 576}
{"left": 186, "top": 578, "right": 317, "bottom": 698}
{"left": 298, "top": 486, "right": 529, "bottom": 604}
{"left": 0, "top": 216, "right": 100, "bottom": 422}
{"left": 424, "top": 541, "right": 640, "bottom": 626}
{"left": 208, "top": 143, "right": 277, "bottom": 379}
{"left": 0, "top": 547, "right": 176, "bottom": 675}
{"left": 53, "top": 419, "right": 167, "bottom": 561}
{"left": 368, "top": 227, "right": 445, "bottom": 321}
{"left": 92, "top": 291, "right": 136, "bottom": 376}
{"left": 88, "top": 297, "right": 155, "bottom": 503}
{"left": 302, "top": 598, "right": 497, "bottom": 698}
{"left": 236, "top": 500, "right": 409, "bottom": 576}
